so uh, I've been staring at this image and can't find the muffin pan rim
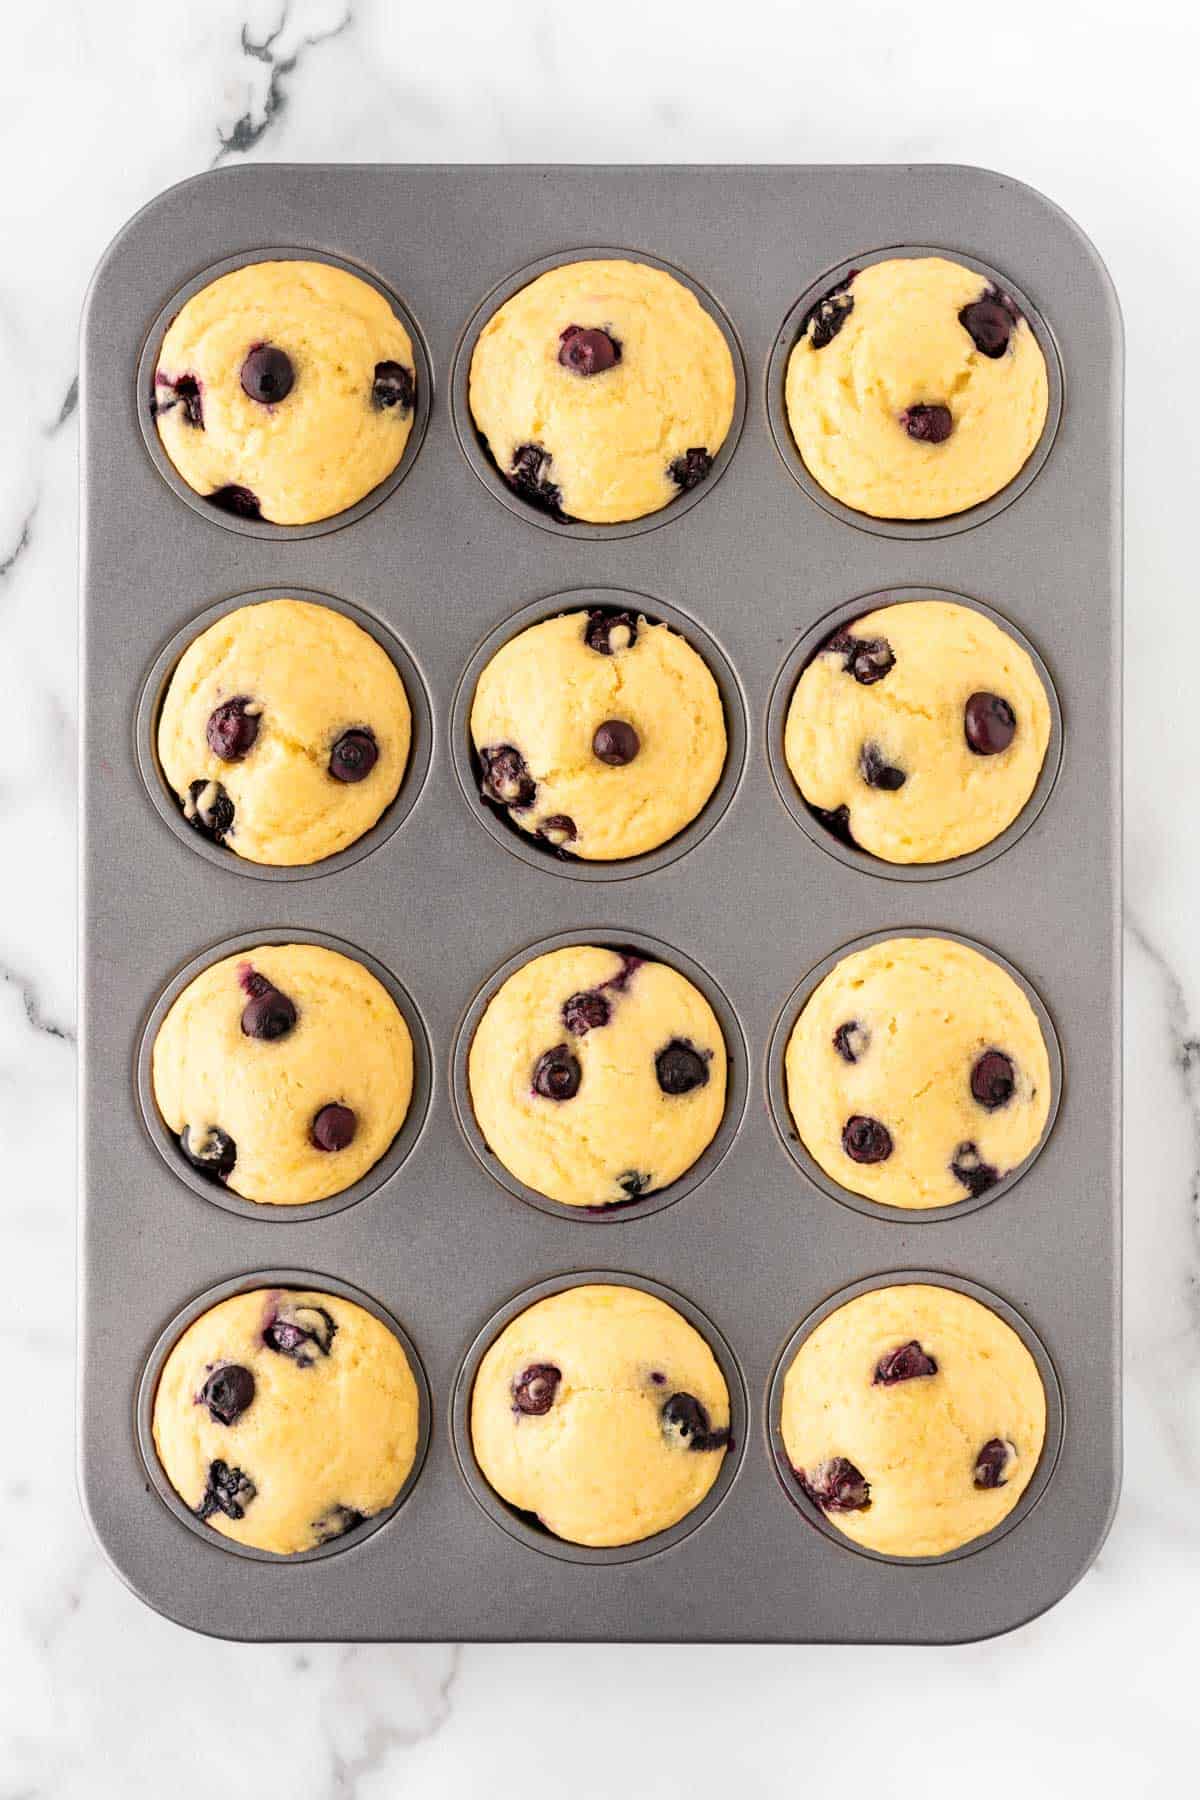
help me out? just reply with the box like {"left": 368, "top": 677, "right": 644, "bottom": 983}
{"left": 134, "top": 585, "right": 435, "bottom": 882}
{"left": 135, "top": 1266, "right": 433, "bottom": 1564}
{"left": 450, "top": 925, "right": 751, "bottom": 1224}
{"left": 134, "top": 925, "right": 434, "bottom": 1221}
{"left": 449, "top": 242, "right": 748, "bottom": 540}
{"left": 135, "top": 243, "right": 434, "bottom": 540}
{"left": 764, "top": 584, "right": 1064, "bottom": 883}
{"left": 765, "top": 242, "right": 1064, "bottom": 541}
{"left": 450, "top": 1267, "right": 749, "bottom": 1565}
{"left": 765, "top": 924, "right": 1064, "bottom": 1224}
{"left": 765, "top": 1267, "right": 1065, "bottom": 1567}
{"left": 449, "top": 586, "right": 749, "bottom": 883}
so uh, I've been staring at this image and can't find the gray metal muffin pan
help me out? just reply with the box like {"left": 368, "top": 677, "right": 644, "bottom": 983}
{"left": 78, "top": 164, "right": 1122, "bottom": 1644}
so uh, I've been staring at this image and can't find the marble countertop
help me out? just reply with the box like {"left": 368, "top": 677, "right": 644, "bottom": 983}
{"left": 1, "top": 0, "right": 1191, "bottom": 1792}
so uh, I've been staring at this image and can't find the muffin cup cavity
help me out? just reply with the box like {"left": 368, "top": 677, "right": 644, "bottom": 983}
{"left": 136, "top": 588, "right": 434, "bottom": 883}
{"left": 766, "top": 1269, "right": 1064, "bottom": 1566}
{"left": 137, "top": 246, "right": 432, "bottom": 539}
{"left": 136, "top": 928, "right": 433, "bottom": 1221}
{"left": 451, "top": 1270, "right": 747, "bottom": 1565}
{"left": 452, "top": 589, "right": 747, "bottom": 883}
{"left": 766, "top": 245, "right": 1063, "bottom": 541}
{"left": 452, "top": 927, "right": 749, "bottom": 1224}
{"left": 766, "top": 927, "right": 1063, "bottom": 1225}
{"left": 450, "top": 246, "right": 747, "bottom": 541}
{"left": 137, "top": 1268, "right": 432, "bottom": 1563}
{"left": 766, "top": 586, "right": 1064, "bottom": 883}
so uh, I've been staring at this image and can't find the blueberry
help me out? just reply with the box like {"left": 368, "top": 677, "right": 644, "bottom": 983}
{"left": 973, "top": 1437, "right": 1018, "bottom": 1489}
{"left": 558, "top": 325, "right": 621, "bottom": 375}
{"left": 971, "top": 1050, "right": 1016, "bottom": 1110}
{"left": 661, "top": 1391, "right": 728, "bottom": 1452}
{"left": 617, "top": 1170, "right": 649, "bottom": 1198}
{"left": 240, "top": 984, "right": 297, "bottom": 1041}
{"left": 508, "top": 443, "right": 565, "bottom": 518}
{"left": 797, "top": 1456, "right": 870, "bottom": 1513}
{"left": 240, "top": 344, "right": 294, "bottom": 405}
{"left": 329, "top": 728, "right": 378, "bottom": 784}
{"left": 262, "top": 1302, "right": 338, "bottom": 1364}
{"left": 584, "top": 610, "right": 638, "bottom": 656}
{"left": 668, "top": 447, "right": 712, "bottom": 491}
{"left": 180, "top": 1124, "right": 237, "bottom": 1182}
{"left": 900, "top": 403, "right": 954, "bottom": 444}
{"left": 563, "top": 990, "right": 611, "bottom": 1035}
{"left": 196, "top": 1459, "right": 256, "bottom": 1521}
{"left": 206, "top": 697, "right": 260, "bottom": 762}
{"left": 832, "top": 1020, "right": 869, "bottom": 1064}
{"left": 310, "top": 1103, "right": 357, "bottom": 1151}
{"left": 592, "top": 719, "right": 640, "bottom": 766}
{"left": 532, "top": 1044, "right": 581, "bottom": 1101}
{"left": 841, "top": 1115, "right": 892, "bottom": 1164}
{"left": 801, "top": 273, "right": 857, "bottom": 349}
{"left": 184, "top": 779, "right": 234, "bottom": 844}
{"left": 859, "top": 743, "right": 906, "bottom": 790}
{"left": 372, "top": 360, "right": 415, "bottom": 411}
{"left": 874, "top": 1340, "right": 938, "bottom": 1386}
{"left": 964, "top": 692, "right": 1017, "bottom": 756}
{"left": 201, "top": 1363, "right": 256, "bottom": 1426}
{"left": 538, "top": 814, "right": 578, "bottom": 849}
{"left": 959, "top": 288, "right": 1020, "bottom": 359}
{"left": 655, "top": 1038, "right": 710, "bottom": 1096}
{"left": 513, "top": 1363, "right": 561, "bottom": 1415}
{"left": 811, "top": 802, "right": 856, "bottom": 847}
{"left": 313, "top": 1504, "right": 368, "bottom": 1543}
{"left": 951, "top": 1141, "right": 1000, "bottom": 1197}
{"left": 153, "top": 372, "right": 204, "bottom": 428}
{"left": 480, "top": 743, "right": 535, "bottom": 810}
{"left": 206, "top": 484, "right": 262, "bottom": 519}
{"left": 824, "top": 630, "right": 895, "bottom": 686}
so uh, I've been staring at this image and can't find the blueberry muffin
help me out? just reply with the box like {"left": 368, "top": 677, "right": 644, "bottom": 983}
{"left": 784, "top": 600, "right": 1051, "bottom": 863}
{"left": 153, "top": 1287, "right": 420, "bottom": 1555}
{"left": 468, "top": 259, "right": 736, "bottom": 524}
{"left": 152, "top": 260, "right": 416, "bottom": 525}
{"left": 471, "top": 608, "right": 727, "bottom": 860}
{"left": 471, "top": 1284, "right": 730, "bottom": 1547}
{"left": 157, "top": 598, "right": 411, "bottom": 867}
{"left": 152, "top": 943, "right": 413, "bottom": 1205}
{"left": 784, "top": 937, "right": 1051, "bottom": 1210}
{"left": 779, "top": 1284, "right": 1046, "bottom": 1557}
{"left": 468, "top": 945, "right": 726, "bottom": 1208}
{"left": 785, "top": 257, "right": 1049, "bottom": 519}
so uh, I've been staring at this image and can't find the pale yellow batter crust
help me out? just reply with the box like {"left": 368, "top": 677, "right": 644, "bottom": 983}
{"left": 784, "top": 600, "right": 1051, "bottom": 864}
{"left": 784, "top": 937, "right": 1051, "bottom": 1210}
{"left": 153, "top": 260, "right": 416, "bottom": 525}
{"left": 470, "top": 610, "right": 727, "bottom": 860}
{"left": 471, "top": 1284, "right": 730, "bottom": 1547}
{"left": 780, "top": 1284, "right": 1046, "bottom": 1557}
{"left": 153, "top": 1287, "right": 420, "bottom": 1555}
{"left": 152, "top": 942, "right": 413, "bottom": 1206}
{"left": 157, "top": 598, "right": 411, "bottom": 867}
{"left": 468, "top": 945, "right": 726, "bottom": 1208}
{"left": 785, "top": 257, "right": 1049, "bottom": 520}
{"left": 468, "top": 259, "right": 735, "bottom": 524}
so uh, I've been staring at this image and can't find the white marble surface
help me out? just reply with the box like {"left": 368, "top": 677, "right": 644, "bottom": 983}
{"left": 0, "top": 0, "right": 1193, "bottom": 1791}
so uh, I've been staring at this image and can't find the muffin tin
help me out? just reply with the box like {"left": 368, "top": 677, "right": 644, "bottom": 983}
{"left": 79, "top": 164, "right": 1122, "bottom": 1643}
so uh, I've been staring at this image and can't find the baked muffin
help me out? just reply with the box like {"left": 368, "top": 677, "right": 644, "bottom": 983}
{"left": 468, "top": 259, "right": 735, "bottom": 524}
{"left": 152, "top": 259, "right": 416, "bottom": 525}
{"left": 779, "top": 1283, "right": 1046, "bottom": 1557}
{"left": 784, "top": 256, "right": 1048, "bottom": 519}
{"left": 152, "top": 942, "right": 413, "bottom": 1205}
{"left": 153, "top": 1287, "right": 420, "bottom": 1555}
{"left": 784, "top": 936, "right": 1051, "bottom": 1209}
{"left": 784, "top": 599, "right": 1051, "bottom": 863}
{"left": 471, "top": 1284, "right": 730, "bottom": 1547}
{"left": 471, "top": 608, "right": 726, "bottom": 860}
{"left": 158, "top": 598, "right": 411, "bottom": 867}
{"left": 468, "top": 944, "right": 726, "bottom": 1207}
